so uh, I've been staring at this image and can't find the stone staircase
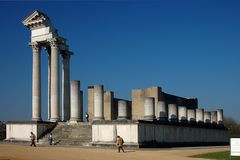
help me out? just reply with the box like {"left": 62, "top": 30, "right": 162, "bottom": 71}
{"left": 38, "top": 122, "right": 92, "bottom": 146}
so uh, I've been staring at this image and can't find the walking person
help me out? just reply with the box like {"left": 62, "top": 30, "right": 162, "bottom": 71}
{"left": 116, "top": 135, "right": 125, "bottom": 153}
{"left": 48, "top": 133, "right": 53, "bottom": 145}
{"left": 30, "top": 132, "right": 36, "bottom": 147}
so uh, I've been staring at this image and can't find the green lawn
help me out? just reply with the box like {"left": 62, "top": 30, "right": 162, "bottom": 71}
{"left": 191, "top": 151, "right": 240, "bottom": 160}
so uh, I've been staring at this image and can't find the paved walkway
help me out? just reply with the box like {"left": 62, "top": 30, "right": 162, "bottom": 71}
{"left": 0, "top": 144, "right": 229, "bottom": 160}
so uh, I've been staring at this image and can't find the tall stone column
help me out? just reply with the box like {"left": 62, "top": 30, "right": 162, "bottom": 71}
{"left": 144, "top": 97, "right": 155, "bottom": 120}
{"left": 30, "top": 42, "right": 42, "bottom": 121}
{"left": 62, "top": 53, "right": 71, "bottom": 121}
{"left": 93, "top": 84, "right": 104, "bottom": 120}
{"left": 196, "top": 108, "right": 204, "bottom": 123}
{"left": 47, "top": 50, "right": 51, "bottom": 120}
{"left": 217, "top": 109, "right": 223, "bottom": 125}
{"left": 168, "top": 104, "right": 178, "bottom": 122}
{"left": 204, "top": 111, "right": 211, "bottom": 123}
{"left": 157, "top": 101, "right": 167, "bottom": 121}
{"left": 187, "top": 109, "right": 196, "bottom": 122}
{"left": 49, "top": 39, "right": 60, "bottom": 121}
{"left": 118, "top": 100, "right": 128, "bottom": 120}
{"left": 178, "top": 106, "right": 187, "bottom": 122}
{"left": 70, "top": 80, "right": 82, "bottom": 122}
{"left": 211, "top": 111, "right": 217, "bottom": 124}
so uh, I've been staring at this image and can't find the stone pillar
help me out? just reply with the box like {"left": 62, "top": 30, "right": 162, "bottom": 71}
{"left": 47, "top": 51, "right": 51, "bottom": 120}
{"left": 187, "top": 109, "right": 196, "bottom": 122}
{"left": 217, "top": 109, "right": 223, "bottom": 125}
{"left": 211, "top": 111, "right": 217, "bottom": 124}
{"left": 144, "top": 97, "right": 155, "bottom": 120}
{"left": 157, "top": 101, "right": 167, "bottom": 121}
{"left": 93, "top": 84, "right": 104, "bottom": 120}
{"left": 50, "top": 39, "right": 60, "bottom": 121}
{"left": 196, "top": 108, "right": 204, "bottom": 123}
{"left": 118, "top": 100, "right": 128, "bottom": 120}
{"left": 204, "top": 111, "right": 211, "bottom": 123}
{"left": 70, "top": 80, "right": 82, "bottom": 122}
{"left": 168, "top": 104, "right": 178, "bottom": 122}
{"left": 62, "top": 53, "right": 71, "bottom": 121}
{"left": 30, "top": 42, "right": 42, "bottom": 121}
{"left": 178, "top": 106, "right": 187, "bottom": 122}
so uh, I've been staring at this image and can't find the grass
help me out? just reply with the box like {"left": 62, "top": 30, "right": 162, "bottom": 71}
{"left": 191, "top": 151, "right": 240, "bottom": 160}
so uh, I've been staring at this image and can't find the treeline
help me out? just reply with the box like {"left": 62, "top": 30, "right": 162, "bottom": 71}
{"left": 224, "top": 117, "right": 240, "bottom": 138}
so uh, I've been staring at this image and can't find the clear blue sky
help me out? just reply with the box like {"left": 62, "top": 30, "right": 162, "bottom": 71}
{"left": 0, "top": 1, "right": 239, "bottom": 122}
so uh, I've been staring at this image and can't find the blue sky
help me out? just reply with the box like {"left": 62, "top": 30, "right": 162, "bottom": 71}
{"left": 0, "top": 0, "right": 239, "bottom": 122}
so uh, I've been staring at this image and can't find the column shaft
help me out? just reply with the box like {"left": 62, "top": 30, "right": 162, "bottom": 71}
{"left": 196, "top": 108, "right": 204, "bottom": 123}
{"left": 93, "top": 84, "right": 104, "bottom": 120}
{"left": 118, "top": 100, "right": 128, "bottom": 120}
{"left": 158, "top": 101, "right": 167, "bottom": 121}
{"left": 217, "top": 109, "right": 223, "bottom": 124}
{"left": 48, "top": 52, "right": 51, "bottom": 120}
{"left": 168, "top": 104, "right": 178, "bottom": 122}
{"left": 31, "top": 42, "right": 42, "bottom": 121}
{"left": 62, "top": 54, "right": 71, "bottom": 121}
{"left": 50, "top": 40, "right": 60, "bottom": 121}
{"left": 70, "top": 80, "right": 82, "bottom": 122}
{"left": 178, "top": 106, "right": 187, "bottom": 122}
{"left": 144, "top": 97, "right": 155, "bottom": 120}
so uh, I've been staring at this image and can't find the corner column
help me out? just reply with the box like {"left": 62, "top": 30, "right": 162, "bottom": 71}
{"left": 49, "top": 39, "right": 60, "bottom": 121}
{"left": 62, "top": 53, "right": 71, "bottom": 121}
{"left": 30, "top": 42, "right": 42, "bottom": 121}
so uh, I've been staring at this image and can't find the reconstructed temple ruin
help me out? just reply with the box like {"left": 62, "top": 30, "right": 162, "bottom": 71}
{"left": 5, "top": 11, "right": 228, "bottom": 147}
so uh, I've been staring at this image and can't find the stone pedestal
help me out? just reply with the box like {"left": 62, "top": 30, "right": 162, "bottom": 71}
{"left": 196, "top": 108, "right": 204, "bottom": 123}
{"left": 70, "top": 80, "right": 82, "bottom": 122}
{"left": 144, "top": 97, "right": 155, "bottom": 120}
{"left": 93, "top": 84, "right": 104, "bottom": 120}
{"left": 217, "top": 109, "right": 223, "bottom": 125}
{"left": 118, "top": 100, "right": 128, "bottom": 120}
{"left": 157, "top": 101, "right": 167, "bottom": 121}
{"left": 178, "top": 106, "right": 187, "bottom": 122}
{"left": 168, "top": 104, "right": 178, "bottom": 122}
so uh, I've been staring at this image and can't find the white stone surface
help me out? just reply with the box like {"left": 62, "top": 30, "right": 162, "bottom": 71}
{"left": 70, "top": 80, "right": 82, "bottom": 122}
{"left": 118, "top": 100, "right": 127, "bottom": 119}
{"left": 211, "top": 111, "right": 217, "bottom": 124}
{"left": 144, "top": 97, "right": 155, "bottom": 120}
{"left": 217, "top": 109, "right": 223, "bottom": 124}
{"left": 93, "top": 85, "right": 104, "bottom": 120}
{"left": 168, "top": 104, "right": 178, "bottom": 121}
{"left": 204, "top": 112, "right": 211, "bottom": 123}
{"left": 157, "top": 101, "right": 167, "bottom": 119}
{"left": 196, "top": 108, "right": 204, "bottom": 122}
{"left": 178, "top": 106, "right": 187, "bottom": 121}
{"left": 187, "top": 109, "right": 196, "bottom": 122}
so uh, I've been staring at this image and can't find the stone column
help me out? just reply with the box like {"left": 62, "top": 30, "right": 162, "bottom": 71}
{"left": 118, "top": 100, "right": 128, "bottom": 120}
{"left": 62, "top": 53, "right": 71, "bottom": 121}
{"left": 204, "top": 111, "right": 211, "bottom": 123}
{"left": 30, "top": 42, "right": 42, "bottom": 121}
{"left": 217, "top": 109, "right": 223, "bottom": 125}
{"left": 49, "top": 39, "right": 60, "bottom": 121}
{"left": 168, "top": 104, "right": 178, "bottom": 122}
{"left": 211, "top": 111, "right": 217, "bottom": 124}
{"left": 144, "top": 97, "right": 155, "bottom": 120}
{"left": 93, "top": 84, "right": 104, "bottom": 120}
{"left": 187, "top": 109, "right": 196, "bottom": 122}
{"left": 178, "top": 106, "right": 187, "bottom": 122}
{"left": 157, "top": 101, "right": 167, "bottom": 121}
{"left": 196, "top": 108, "right": 204, "bottom": 123}
{"left": 70, "top": 80, "right": 82, "bottom": 122}
{"left": 47, "top": 49, "right": 51, "bottom": 120}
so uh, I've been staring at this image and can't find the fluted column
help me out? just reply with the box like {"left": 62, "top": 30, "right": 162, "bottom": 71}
{"left": 70, "top": 80, "right": 82, "bottom": 122}
{"left": 30, "top": 42, "right": 42, "bottom": 121}
{"left": 49, "top": 39, "right": 60, "bottom": 121}
{"left": 168, "top": 104, "right": 178, "bottom": 122}
{"left": 157, "top": 101, "right": 167, "bottom": 121}
{"left": 93, "top": 84, "right": 104, "bottom": 120}
{"left": 217, "top": 109, "right": 223, "bottom": 125}
{"left": 178, "top": 106, "right": 187, "bottom": 122}
{"left": 62, "top": 53, "right": 71, "bottom": 121}
{"left": 196, "top": 108, "right": 204, "bottom": 123}
{"left": 144, "top": 97, "right": 155, "bottom": 120}
{"left": 47, "top": 49, "right": 51, "bottom": 120}
{"left": 118, "top": 100, "right": 128, "bottom": 120}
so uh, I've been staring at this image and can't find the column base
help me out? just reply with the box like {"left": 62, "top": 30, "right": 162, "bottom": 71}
{"left": 117, "top": 116, "right": 128, "bottom": 120}
{"left": 50, "top": 118, "right": 60, "bottom": 122}
{"left": 143, "top": 115, "right": 156, "bottom": 121}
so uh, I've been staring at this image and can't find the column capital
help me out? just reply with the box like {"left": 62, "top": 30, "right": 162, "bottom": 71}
{"left": 29, "top": 42, "right": 41, "bottom": 53}
{"left": 48, "top": 38, "right": 59, "bottom": 48}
